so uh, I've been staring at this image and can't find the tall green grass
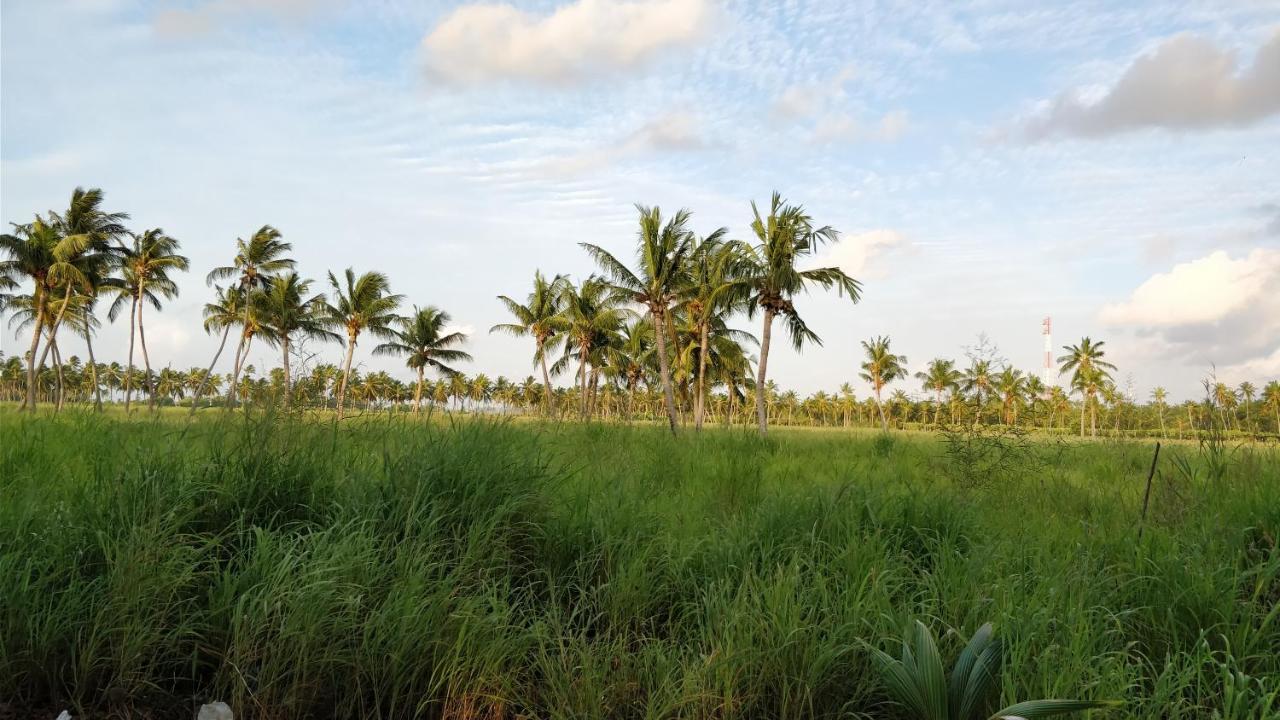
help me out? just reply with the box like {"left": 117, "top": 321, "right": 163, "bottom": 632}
{"left": 1, "top": 411, "right": 1277, "bottom": 718}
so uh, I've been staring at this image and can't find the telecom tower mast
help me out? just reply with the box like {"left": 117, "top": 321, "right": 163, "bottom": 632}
{"left": 1041, "top": 316, "right": 1053, "bottom": 392}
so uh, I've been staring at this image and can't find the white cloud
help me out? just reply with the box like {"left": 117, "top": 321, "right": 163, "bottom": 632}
{"left": 1016, "top": 29, "right": 1280, "bottom": 140}
{"left": 1100, "top": 249, "right": 1278, "bottom": 326}
{"left": 823, "top": 229, "right": 907, "bottom": 279}
{"left": 1100, "top": 248, "right": 1280, "bottom": 368}
{"left": 419, "top": 0, "right": 715, "bottom": 86}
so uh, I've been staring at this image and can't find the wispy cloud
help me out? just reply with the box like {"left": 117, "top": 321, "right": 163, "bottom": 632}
{"left": 544, "top": 112, "right": 710, "bottom": 175}
{"left": 419, "top": 0, "right": 715, "bottom": 86}
{"left": 153, "top": 0, "right": 339, "bottom": 35}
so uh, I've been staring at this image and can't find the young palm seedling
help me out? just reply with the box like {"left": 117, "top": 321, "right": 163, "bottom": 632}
{"left": 869, "top": 620, "right": 1120, "bottom": 720}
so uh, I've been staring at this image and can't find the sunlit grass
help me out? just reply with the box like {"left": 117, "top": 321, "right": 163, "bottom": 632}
{"left": 1, "top": 409, "right": 1276, "bottom": 718}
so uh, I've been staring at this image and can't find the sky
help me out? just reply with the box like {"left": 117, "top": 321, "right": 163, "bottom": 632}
{"left": 2, "top": 0, "right": 1279, "bottom": 402}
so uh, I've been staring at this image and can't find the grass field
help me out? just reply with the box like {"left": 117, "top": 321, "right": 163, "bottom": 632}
{"left": 1, "top": 410, "right": 1277, "bottom": 719}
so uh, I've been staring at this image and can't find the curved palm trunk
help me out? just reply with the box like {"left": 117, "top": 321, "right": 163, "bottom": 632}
{"left": 226, "top": 333, "right": 253, "bottom": 409}
{"left": 51, "top": 338, "right": 65, "bottom": 412}
{"left": 874, "top": 383, "right": 888, "bottom": 432}
{"left": 694, "top": 321, "right": 710, "bottom": 431}
{"left": 577, "top": 341, "right": 589, "bottom": 421}
{"left": 755, "top": 308, "right": 775, "bottom": 435}
{"left": 137, "top": 280, "right": 157, "bottom": 411}
{"left": 124, "top": 294, "right": 138, "bottom": 412}
{"left": 1090, "top": 393, "right": 1098, "bottom": 437}
{"left": 190, "top": 325, "right": 232, "bottom": 417}
{"left": 86, "top": 329, "right": 103, "bottom": 412}
{"left": 537, "top": 340, "right": 554, "bottom": 417}
{"left": 22, "top": 284, "right": 47, "bottom": 412}
{"left": 414, "top": 367, "right": 424, "bottom": 415}
{"left": 652, "top": 310, "right": 679, "bottom": 436}
{"left": 34, "top": 283, "right": 77, "bottom": 409}
{"left": 281, "top": 336, "right": 292, "bottom": 409}
{"left": 336, "top": 331, "right": 357, "bottom": 420}
{"left": 223, "top": 334, "right": 246, "bottom": 409}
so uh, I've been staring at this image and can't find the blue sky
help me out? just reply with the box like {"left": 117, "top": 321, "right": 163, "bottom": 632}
{"left": 3, "top": 0, "right": 1278, "bottom": 401}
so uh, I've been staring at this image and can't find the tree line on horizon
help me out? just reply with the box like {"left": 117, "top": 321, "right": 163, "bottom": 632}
{"left": 4, "top": 186, "right": 1278, "bottom": 438}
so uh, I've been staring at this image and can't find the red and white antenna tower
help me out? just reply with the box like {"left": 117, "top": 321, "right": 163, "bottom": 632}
{"left": 1041, "top": 316, "right": 1053, "bottom": 389}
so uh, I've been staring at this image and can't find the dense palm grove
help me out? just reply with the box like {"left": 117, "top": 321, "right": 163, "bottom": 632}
{"left": 3, "top": 187, "right": 1278, "bottom": 437}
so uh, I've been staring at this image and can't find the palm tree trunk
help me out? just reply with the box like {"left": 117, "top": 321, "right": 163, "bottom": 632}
{"left": 22, "top": 284, "right": 47, "bottom": 412}
{"left": 934, "top": 391, "right": 943, "bottom": 427}
{"left": 337, "top": 332, "right": 356, "bottom": 420}
{"left": 652, "top": 310, "right": 679, "bottom": 436}
{"left": 223, "top": 333, "right": 246, "bottom": 408}
{"left": 694, "top": 321, "right": 710, "bottom": 431}
{"left": 33, "top": 282, "right": 77, "bottom": 407}
{"left": 86, "top": 329, "right": 103, "bottom": 411}
{"left": 137, "top": 280, "right": 157, "bottom": 411}
{"left": 1090, "top": 393, "right": 1097, "bottom": 437}
{"left": 1079, "top": 397, "right": 1086, "bottom": 437}
{"left": 190, "top": 325, "right": 232, "bottom": 417}
{"left": 124, "top": 294, "right": 138, "bottom": 412}
{"left": 281, "top": 336, "right": 292, "bottom": 409}
{"left": 755, "top": 308, "right": 775, "bottom": 435}
{"left": 537, "top": 339, "right": 555, "bottom": 417}
{"left": 51, "top": 338, "right": 65, "bottom": 412}
{"left": 226, "top": 333, "right": 254, "bottom": 409}
{"left": 577, "top": 343, "right": 588, "bottom": 421}
{"left": 414, "top": 367, "right": 424, "bottom": 414}
{"left": 874, "top": 384, "right": 888, "bottom": 432}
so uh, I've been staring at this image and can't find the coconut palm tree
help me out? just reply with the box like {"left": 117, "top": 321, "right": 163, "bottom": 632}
{"left": 995, "top": 367, "right": 1028, "bottom": 425}
{"left": 260, "top": 272, "right": 338, "bottom": 408}
{"left": 206, "top": 225, "right": 293, "bottom": 407}
{"left": 374, "top": 305, "right": 472, "bottom": 414}
{"left": 915, "top": 358, "right": 961, "bottom": 428}
{"left": 2, "top": 216, "right": 106, "bottom": 411}
{"left": 1150, "top": 386, "right": 1168, "bottom": 438}
{"left": 491, "top": 271, "right": 569, "bottom": 416}
{"left": 188, "top": 286, "right": 247, "bottom": 414}
{"left": 1263, "top": 380, "right": 1280, "bottom": 434}
{"left": 41, "top": 188, "right": 129, "bottom": 407}
{"left": 734, "top": 192, "right": 860, "bottom": 434}
{"left": 580, "top": 205, "right": 699, "bottom": 434}
{"left": 605, "top": 317, "right": 653, "bottom": 422}
{"left": 1058, "top": 337, "right": 1116, "bottom": 437}
{"left": 859, "top": 336, "right": 908, "bottom": 431}
{"left": 1238, "top": 381, "right": 1256, "bottom": 430}
{"left": 678, "top": 229, "right": 738, "bottom": 430}
{"left": 960, "top": 360, "right": 996, "bottom": 427}
{"left": 554, "top": 276, "right": 627, "bottom": 422}
{"left": 1212, "top": 382, "right": 1238, "bottom": 429}
{"left": 108, "top": 228, "right": 188, "bottom": 411}
{"left": 324, "top": 268, "right": 403, "bottom": 420}
{"left": 67, "top": 296, "right": 106, "bottom": 410}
